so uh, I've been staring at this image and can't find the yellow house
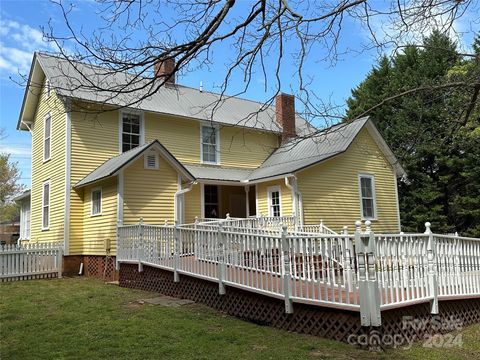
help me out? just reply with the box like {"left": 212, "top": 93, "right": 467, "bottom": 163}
{"left": 16, "top": 52, "right": 405, "bottom": 272}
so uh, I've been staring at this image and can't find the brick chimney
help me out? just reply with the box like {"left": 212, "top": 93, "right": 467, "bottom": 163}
{"left": 275, "top": 93, "right": 296, "bottom": 143}
{"left": 154, "top": 58, "right": 176, "bottom": 84}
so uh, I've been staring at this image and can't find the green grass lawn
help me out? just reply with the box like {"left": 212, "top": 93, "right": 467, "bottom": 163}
{"left": 0, "top": 277, "right": 479, "bottom": 360}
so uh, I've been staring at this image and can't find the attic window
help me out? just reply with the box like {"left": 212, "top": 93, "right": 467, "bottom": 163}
{"left": 144, "top": 152, "right": 159, "bottom": 169}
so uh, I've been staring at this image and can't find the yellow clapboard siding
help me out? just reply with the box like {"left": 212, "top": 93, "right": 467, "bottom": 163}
{"left": 30, "top": 80, "right": 66, "bottom": 244}
{"left": 145, "top": 112, "right": 279, "bottom": 168}
{"left": 184, "top": 184, "right": 201, "bottom": 224}
{"left": 297, "top": 128, "right": 400, "bottom": 233}
{"left": 123, "top": 154, "right": 177, "bottom": 225}
{"left": 256, "top": 180, "right": 293, "bottom": 217}
{"left": 82, "top": 177, "right": 118, "bottom": 255}
{"left": 69, "top": 105, "right": 119, "bottom": 255}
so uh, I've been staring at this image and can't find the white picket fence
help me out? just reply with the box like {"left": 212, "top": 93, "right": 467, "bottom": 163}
{"left": 0, "top": 243, "right": 63, "bottom": 282}
{"left": 116, "top": 218, "right": 480, "bottom": 326}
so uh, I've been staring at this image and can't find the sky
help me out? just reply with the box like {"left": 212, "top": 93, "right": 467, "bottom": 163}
{"left": 0, "top": 0, "right": 477, "bottom": 188}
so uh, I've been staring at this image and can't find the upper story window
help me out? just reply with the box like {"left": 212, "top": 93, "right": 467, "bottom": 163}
{"left": 91, "top": 187, "right": 102, "bottom": 216}
{"left": 121, "top": 112, "right": 142, "bottom": 152}
{"left": 359, "top": 174, "right": 376, "bottom": 220}
{"left": 43, "top": 113, "right": 51, "bottom": 162}
{"left": 42, "top": 181, "right": 50, "bottom": 230}
{"left": 267, "top": 186, "right": 282, "bottom": 217}
{"left": 201, "top": 125, "right": 219, "bottom": 164}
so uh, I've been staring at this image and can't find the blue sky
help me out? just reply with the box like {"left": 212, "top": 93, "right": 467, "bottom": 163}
{"left": 0, "top": 0, "right": 477, "bottom": 187}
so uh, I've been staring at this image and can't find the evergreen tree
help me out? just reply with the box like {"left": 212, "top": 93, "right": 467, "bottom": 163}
{"left": 346, "top": 31, "right": 480, "bottom": 236}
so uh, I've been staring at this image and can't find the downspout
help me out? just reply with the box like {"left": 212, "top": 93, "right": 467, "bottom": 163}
{"left": 174, "top": 181, "right": 196, "bottom": 224}
{"left": 285, "top": 176, "right": 303, "bottom": 228}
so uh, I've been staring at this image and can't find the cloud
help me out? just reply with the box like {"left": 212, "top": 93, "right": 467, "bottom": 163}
{"left": 0, "top": 17, "right": 54, "bottom": 76}
{"left": 0, "top": 144, "right": 31, "bottom": 157}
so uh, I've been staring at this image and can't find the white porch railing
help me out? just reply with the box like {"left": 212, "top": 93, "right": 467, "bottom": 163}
{"left": 116, "top": 219, "right": 480, "bottom": 327}
{"left": 0, "top": 243, "right": 63, "bottom": 282}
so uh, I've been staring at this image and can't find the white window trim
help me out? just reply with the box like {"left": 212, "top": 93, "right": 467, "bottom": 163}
{"left": 118, "top": 110, "right": 145, "bottom": 153}
{"left": 41, "top": 180, "right": 50, "bottom": 231}
{"left": 144, "top": 151, "right": 159, "bottom": 170}
{"left": 200, "top": 123, "right": 220, "bottom": 165}
{"left": 45, "top": 78, "right": 51, "bottom": 99}
{"left": 91, "top": 187, "right": 102, "bottom": 217}
{"left": 43, "top": 112, "right": 51, "bottom": 162}
{"left": 358, "top": 173, "right": 378, "bottom": 221}
{"left": 20, "top": 200, "right": 31, "bottom": 240}
{"left": 267, "top": 185, "right": 282, "bottom": 217}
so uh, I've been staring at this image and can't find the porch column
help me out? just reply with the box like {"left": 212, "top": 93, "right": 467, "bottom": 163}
{"left": 245, "top": 186, "right": 250, "bottom": 217}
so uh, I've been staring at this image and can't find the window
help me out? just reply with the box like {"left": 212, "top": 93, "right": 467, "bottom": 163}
{"left": 45, "top": 79, "right": 51, "bottom": 98}
{"left": 359, "top": 174, "right": 376, "bottom": 219}
{"left": 121, "top": 113, "right": 141, "bottom": 152}
{"left": 144, "top": 152, "right": 159, "bottom": 169}
{"left": 42, "top": 181, "right": 50, "bottom": 230}
{"left": 43, "top": 113, "right": 51, "bottom": 161}
{"left": 267, "top": 186, "right": 281, "bottom": 217}
{"left": 204, "top": 185, "right": 219, "bottom": 218}
{"left": 91, "top": 188, "right": 102, "bottom": 216}
{"left": 201, "top": 125, "right": 219, "bottom": 164}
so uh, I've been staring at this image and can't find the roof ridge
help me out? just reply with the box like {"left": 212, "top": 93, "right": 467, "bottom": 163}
{"left": 36, "top": 52, "right": 310, "bottom": 120}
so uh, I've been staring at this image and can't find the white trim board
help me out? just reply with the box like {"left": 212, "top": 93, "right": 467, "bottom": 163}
{"left": 358, "top": 173, "right": 378, "bottom": 221}
{"left": 63, "top": 100, "right": 71, "bottom": 254}
{"left": 267, "top": 185, "right": 282, "bottom": 217}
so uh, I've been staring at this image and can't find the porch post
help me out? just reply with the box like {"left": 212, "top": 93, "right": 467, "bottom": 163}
{"left": 281, "top": 225, "right": 293, "bottom": 313}
{"left": 174, "top": 221, "right": 180, "bottom": 282}
{"left": 138, "top": 218, "right": 144, "bottom": 273}
{"left": 425, "top": 222, "right": 439, "bottom": 314}
{"left": 245, "top": 186, "right": 250, "bottom": 218}
{"left": 356, "top": 220, "right": 381, "bottom": 326}
{"left": 218, "top": 221, "right": 226, "bottom": 295}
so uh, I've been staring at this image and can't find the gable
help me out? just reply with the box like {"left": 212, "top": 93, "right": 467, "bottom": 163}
{"left": 74, "top": 140, "right": 194, "bottom": 188}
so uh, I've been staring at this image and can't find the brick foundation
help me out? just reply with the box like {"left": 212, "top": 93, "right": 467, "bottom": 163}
{"left": 119, "top": 263, "right": 480, "bottom": 347}
{"left": 63, "top": 255, "right": 118, "bottom": 281}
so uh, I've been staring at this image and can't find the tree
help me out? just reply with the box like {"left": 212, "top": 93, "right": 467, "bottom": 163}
{"left": 0, "top": 153, "right": 24, "bottom": 223}
{"left": 346, "top": 31, "right": 480, "bottom": 236}
{"left": 27, "top": 0, "right": 479, "bottom": 130}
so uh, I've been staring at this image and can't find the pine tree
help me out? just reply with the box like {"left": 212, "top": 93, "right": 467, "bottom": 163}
{"left": 346, "top": 31, "right": 479, "bottom": 236}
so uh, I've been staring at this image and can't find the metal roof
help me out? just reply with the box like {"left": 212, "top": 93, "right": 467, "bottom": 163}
{"left": 75, "top": 140, "right": 194, "bottom": 188}
{"left": 30, "top": 52, "right": 314, "bottom": 135}
{"left": 247, "top": 118, "right": 370, "bottom": 181}
{"left": 14, "top": 189, "right": 31, "bottom": 202}
{"left": 185, "top": 165, "right": 252, "bottom": 182}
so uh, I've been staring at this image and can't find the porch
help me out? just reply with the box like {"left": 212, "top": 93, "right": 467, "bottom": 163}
{"left": 116, "top": 216, "right": 480, "bottom": 327}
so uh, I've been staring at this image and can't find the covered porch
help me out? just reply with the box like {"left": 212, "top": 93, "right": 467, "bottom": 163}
{"left": 178, "top": 164, "right": 302, "bottom": 225}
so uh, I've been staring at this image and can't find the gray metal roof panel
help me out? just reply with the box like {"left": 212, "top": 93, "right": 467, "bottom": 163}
{"left": 36, "top": 53, "right": 313, "bottom": 135}
{"left": 185, "top": 165, "right": 252, "bottom": 182}
{"left": 247, "top": 117, "right": 368, "bottom": 181}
